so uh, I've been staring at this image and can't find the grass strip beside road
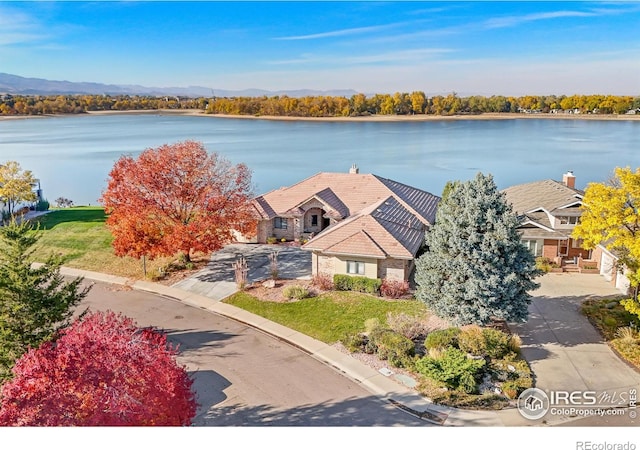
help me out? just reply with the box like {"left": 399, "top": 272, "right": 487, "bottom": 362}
{"left": 30, "top": 207, "right": 172, "bottom": 279}
{"left": 225, "top": 291, "right": 428, "bottom": 344}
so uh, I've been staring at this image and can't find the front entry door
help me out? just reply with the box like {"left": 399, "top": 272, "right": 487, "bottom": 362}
{"left": 558, "top": 239, "right": 569, "bottom": 257}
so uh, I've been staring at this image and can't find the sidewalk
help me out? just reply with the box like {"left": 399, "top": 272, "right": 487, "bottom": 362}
{"left": 59, "top": 265, "right": 558, "bottom": 427}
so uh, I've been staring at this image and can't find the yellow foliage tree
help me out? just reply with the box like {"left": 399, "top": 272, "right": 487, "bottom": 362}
{"left": 572, "top": 167, "right": 640, "bottom": 312}
{"left": 0, "top": 161, "right": 37, "bottom": 216}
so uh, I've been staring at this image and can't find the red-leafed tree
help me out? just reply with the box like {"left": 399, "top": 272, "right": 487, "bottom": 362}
{"left": 0, "top": 310, "right": 197, "bottom": 426}
{"left": 100, "top": 140, "right": 255, "bottom": 262}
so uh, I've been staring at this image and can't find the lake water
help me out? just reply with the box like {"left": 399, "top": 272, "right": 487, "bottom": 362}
{"left": 1, "top": 114, "right": 639, "bottom": 206}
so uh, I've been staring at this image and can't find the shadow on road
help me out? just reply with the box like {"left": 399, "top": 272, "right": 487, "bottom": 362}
{"left": 197, "top": 396, "right": 428, "bottom": 426}
{"left": 190, "top": 369, "right": 232, "bottom": 425}
{"left": 164, "top": 328, "right": 238, "bottom": 352}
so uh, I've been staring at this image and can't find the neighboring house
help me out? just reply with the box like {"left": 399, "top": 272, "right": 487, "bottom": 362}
{"left": 247, "top": 165, "right": 440, "bottom": 281}
{"left": 590, "top": 244, "right": 631, "bottom": 292}
{"left": 503, "top": 171, "right": 631, "bottom": 291}
{"left": 502, "top": 171, "right": 592, "bottom": 269}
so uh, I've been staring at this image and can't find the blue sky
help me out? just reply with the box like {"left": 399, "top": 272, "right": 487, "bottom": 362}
{"left": 1, "top": 1, "right": 639, "bottom": 95}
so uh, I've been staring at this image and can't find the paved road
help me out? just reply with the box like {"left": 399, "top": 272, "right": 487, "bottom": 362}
{"left": 80, "top": 280, "right": 426, "bottom": 426}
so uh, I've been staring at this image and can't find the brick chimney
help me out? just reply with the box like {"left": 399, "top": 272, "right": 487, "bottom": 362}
{"left": 562, "top": 171, "right": 576, "bottom": 189}
{"left": 349, "top": 164, "right": 359, "bottom": 174}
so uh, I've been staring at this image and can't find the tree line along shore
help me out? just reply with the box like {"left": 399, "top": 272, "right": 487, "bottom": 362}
{"left": 1, "top": 92, "right": 639, "bottom": 118}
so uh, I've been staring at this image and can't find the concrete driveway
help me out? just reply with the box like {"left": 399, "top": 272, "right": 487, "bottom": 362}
{"left": 172, "top": 244, "right": 312, "bottom": 301}
{"left": 510, "top": 273, "right": 640, "bottom": 401}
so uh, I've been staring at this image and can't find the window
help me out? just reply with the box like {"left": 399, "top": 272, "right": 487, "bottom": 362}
{"left": 311, "top": 214, "right": 318, "bottom": 226}
{"left": 572, "top": 238, "right": 583, "bottom": 249}
{"left": 557, "top": 216, "right": 580, "bottom": 225}
{"left": 346, "top": 260, "right": 365, "bottom": 275}
{"left": 274, "top": 217, "right": 288, "bottom": 229}
{"left": 522, "top": 239, "right": 543, "bottom": 257}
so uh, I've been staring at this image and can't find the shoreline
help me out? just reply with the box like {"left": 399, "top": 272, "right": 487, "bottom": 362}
{"left": 1, "top": 109, "right": 639, "bottom": 122}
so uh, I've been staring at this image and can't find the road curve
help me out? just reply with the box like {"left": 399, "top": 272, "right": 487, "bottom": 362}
{"left": 80, "top": 280, "right": 427, "bottom": 426}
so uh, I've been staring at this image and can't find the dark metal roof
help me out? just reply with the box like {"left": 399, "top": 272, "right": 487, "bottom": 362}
{"left": 314, "top": 187, "right": 350, "bottom": 218}
{"left": 374, "top": 175, "right": 440, "bottom": 225}
{"left": 371, "top": 196, "right": 426, "bottom": 256}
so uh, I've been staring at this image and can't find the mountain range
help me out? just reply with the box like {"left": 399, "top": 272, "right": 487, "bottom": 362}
{"left": 0, "top": 73, "right": 357, "bottom": 98}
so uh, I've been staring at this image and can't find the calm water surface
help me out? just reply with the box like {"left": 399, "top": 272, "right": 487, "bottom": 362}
{"left": 1, "top": 114, "right": 639, "bottom": 205}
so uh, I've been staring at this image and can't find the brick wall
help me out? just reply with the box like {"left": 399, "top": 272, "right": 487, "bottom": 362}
{"left": 542, "top": 240, "right": 558, "bottom": 260}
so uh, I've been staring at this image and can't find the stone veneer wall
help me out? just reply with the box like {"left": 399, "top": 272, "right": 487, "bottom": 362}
{"left": 257, "top": 220, "right": 271, "bottom": 244}
{"left": 378, "top": 258, "right": 408, "bottom": 281}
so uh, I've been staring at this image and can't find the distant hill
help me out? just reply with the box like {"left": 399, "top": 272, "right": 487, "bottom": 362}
{"left": 0, "top": 73, "right": 357, "bottom": 98}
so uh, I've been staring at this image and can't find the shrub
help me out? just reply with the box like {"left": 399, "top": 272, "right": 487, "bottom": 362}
{"left": 386, "top": 312, "right": 431, "bottom": 340}
{"left": 364, "top": 327, "right": 384, "bottom": 354}
{"left": 333, "top": 274, "right": 352, "bottom": 291}
{"left": 535, "top": 256, "right": 560, "bottom": 273}
{"left": 535, "top": 256, "right": 553, "bottom": 273}
{"left": 615, "top": 326, "right": 639, "bottom": 344}
{"left": 311, "top": 272, "right": 334, "bottom": 290}
{"left": 376, "top": 330, "right": 415, "bottom": 368}
{"left": 35, "top": 199, "right": 50, "bottom": 211}
{"left": 415, "top": 347, "right": 486, "bottom": 393}
{"left": 380, "top": 279, "right": 410, "bottom": 298}
{"left": 364, "top": 318, "right": 382, "bottom": 334}
{"left": 604, "top": 317, "right": 618, "bottom": 327}
{"left": 501, "top": 380, "right": 521, "bottom": 399}
{"left": 332, "top": 274, "right": 381, "bottom": 294}
{"left": 507, "top": 334, "right": 522, "bottom": 354}
{"left": 458, "top": 326, "right": 511, "bottom": 358}
{"left": 457, "top": 325, "right": 486, "bottom": 355}
{"left": 342, "top": 332, "right": 366, "bottom": 353}
{"left": 266, "top": 236, "right": 277, "bottom": 244}
{"left": 481, "top": 328, "right": 511, "bottom": 359}
{"left": 282, "top": 285, "right": 309, "bottom": 300}
{"left": 424, "top": 327, "right": 460, "bottom": 350}
{"left": 268, "top": 251, "right": 279, "bottom": 280}
{"left": 232, "top": 256, "right": 248, "bottom": 290}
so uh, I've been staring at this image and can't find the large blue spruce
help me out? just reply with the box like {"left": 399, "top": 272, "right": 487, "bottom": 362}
{"left": 415, "top": 173, "right": 540, "bottom": 326}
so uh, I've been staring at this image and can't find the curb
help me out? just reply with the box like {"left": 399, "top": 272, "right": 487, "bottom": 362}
{"left": 60, "top": 265, "right": 529, "bottom": 427}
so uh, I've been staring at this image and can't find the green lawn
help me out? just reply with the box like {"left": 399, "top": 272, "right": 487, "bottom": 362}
{"left": 29, "top": 207, "right": 173, "bottom": 279}
{"left": 225, "top": 290, "right": 429, "bottom": 343}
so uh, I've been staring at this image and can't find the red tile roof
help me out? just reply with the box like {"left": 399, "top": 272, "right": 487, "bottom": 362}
{"left": 255, "top": 171, "right": 439, "bottom": 259}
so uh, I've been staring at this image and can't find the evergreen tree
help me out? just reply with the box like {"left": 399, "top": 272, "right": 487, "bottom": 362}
{"left": 0, "top": 220, "right": 90, "bottom": 380}
{"left": 415, "top": 173, "right": 539, "bottom": 326}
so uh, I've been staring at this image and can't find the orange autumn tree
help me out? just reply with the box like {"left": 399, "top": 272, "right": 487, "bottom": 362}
{"left": 100, "top": 140, "right": 255, "bottom": 263}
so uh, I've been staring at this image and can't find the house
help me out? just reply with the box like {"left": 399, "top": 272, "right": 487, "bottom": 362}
{"left": 590, "top": 245, "right": 631, "bottom": 292}
{"left": 502, "top": 171, "right": 592, "bottom": 270}
{"left": 247, "top": 165, "right": 440, "bottom": 281}
{"left": 503, "top": 171, "right": 631, "bottom": 291}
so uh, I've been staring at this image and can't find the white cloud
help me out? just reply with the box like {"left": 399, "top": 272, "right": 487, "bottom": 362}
{"left": 483, "top": 10, "right": 596, "bottom": 29}
{"left": 274, "top": 21, "right": 409, "bottom": 41}
{"left": 266, "top": 48, "right": 454, "bottom": 66}
{"left": 0, "top": 6, "right": 48, "bottom": 46}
